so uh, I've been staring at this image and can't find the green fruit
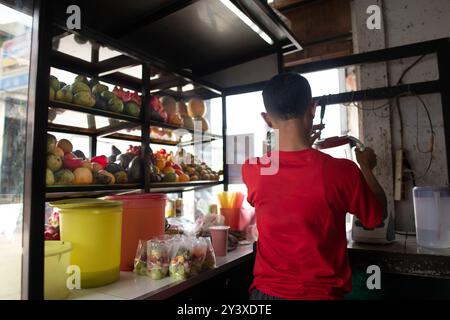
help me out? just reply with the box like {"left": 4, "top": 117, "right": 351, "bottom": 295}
{"left": 55, "top": 87, "right": 73, "bottom": 103}
{"left": 73, "top": 91, "right": 96, "bottom": 107}
{"left": 49, "top": 75, "right": 60, "bottom": 91}
{"left": 47, "top": 134, "right": 57, "bottom": 153}
{"left": 124, "top": 101, "right": 141, "bottom": 117}
{"left": 108, "top": 97, "right": 124, "bottom": 113}
{"left": 49, "top": 87, "right": 55, "bottom": 100}
{"left": 100, "top": 90, "right": 115, "bottom": 101}
{"left": 92, "top": 84, "right": 108, "bottom": 95}
{"left": 114, "top": 171, "right": 128, "bottom": 184}
{"left": 54, "top": 169, "right": 75, "bottom": 185}
{"left": 47, "top": 154, "right": 62, "bottom": 172}
{"left": 71, "top": 81, "right": 90, "bottom": 94}
{"left": 46, "top": 169, "right": 55, "bottom": 185}
{"left": 163, "top": 172, "right": 177, "bottom": 183}
{"left": 74, "top": 75, "right": 89, "bottom": 85}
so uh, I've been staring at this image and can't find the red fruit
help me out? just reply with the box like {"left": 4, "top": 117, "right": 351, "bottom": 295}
{"left": 165, "top": 160, "right": 174, "bottom": 168}
{"left": 64, "top": 153, "right": 76, "bottom": 160}
{"left": 91, "top": 155, "right": 108, "bottom": 169}
{"left": 149, "top": 96, "right": 160, "bottom": 110}
{"left": 159, "top": 149, "right": 167, "bottom": 155}
{"left": 173, "top": 164, "right": 182, "bottom": 171}
{"left": 44, "top": 225, "right": 60, "bottom": 240}
{"left": 175, "top": 169, "right": 183, "bottom": 176}
{"left": 63, "top": 156, "right": 83, "bottom": 171}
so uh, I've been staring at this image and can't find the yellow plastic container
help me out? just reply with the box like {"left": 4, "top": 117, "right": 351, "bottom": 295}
{"left": 44, "top": 241, "right": 72, "bottom": 300}
{"left": 50, "top": 199, "right": 123, "bottom": 288}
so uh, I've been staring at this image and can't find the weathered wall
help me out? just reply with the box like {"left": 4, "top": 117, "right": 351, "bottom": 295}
{"left": 351, "top": 0, "right": 450, "bottom": 231}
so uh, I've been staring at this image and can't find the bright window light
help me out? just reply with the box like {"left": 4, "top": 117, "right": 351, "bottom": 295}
{"left": 219, "top": 0, "right": 274, "bottom": 45}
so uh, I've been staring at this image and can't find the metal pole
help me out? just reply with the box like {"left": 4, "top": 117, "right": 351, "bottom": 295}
{"left": 142, "top": 62, "right": 151, "bottom": 192}
{"left": 437, "top": 40, "right": 450, "bottom": 185}
{"left": 222, "top": 94, "right": 228, "bottom": 191}
{"left": 22, "top": 0, "right": 53, "bottom": 300}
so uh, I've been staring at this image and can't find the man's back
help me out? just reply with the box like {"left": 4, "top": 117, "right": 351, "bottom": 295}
{"left": 242, "top": 148, "right": 382, "bottom": 300}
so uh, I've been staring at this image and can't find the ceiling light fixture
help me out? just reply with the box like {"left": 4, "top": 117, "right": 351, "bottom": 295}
{"left": 219, "top": 0, "right": 274, "bottom": 45}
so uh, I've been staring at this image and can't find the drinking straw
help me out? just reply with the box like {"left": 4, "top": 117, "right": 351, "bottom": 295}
{"left": 234, "top": 192, "right": 245, "bottom": 209}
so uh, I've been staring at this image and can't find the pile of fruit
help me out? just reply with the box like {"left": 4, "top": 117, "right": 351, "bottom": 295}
{"left": 49, "top": 74, "right": 141, "bottom": 118}
{"left": 46, "top": 134, "right": 136, "bottom": 186}
{"left": 149, "top": 148, "right": 221, "bottom": 183}
{"left": 46, "top": 134, "right": 221, "bottom": 186}
{"left": 148, "top": 95, "right": 209, "bottom": 132}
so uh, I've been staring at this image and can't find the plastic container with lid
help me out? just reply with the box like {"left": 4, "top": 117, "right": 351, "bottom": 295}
{"left": 44, "top": 241, "right": 72, "bottom": 300}
{"left": 104, "top": 193, "right": 167, "bottom": 271}
{"left": 49, "top": 198, "right": 123, "bottom": 288}
{"left": 413, "top": 187, "right": 450, "bottom": 249}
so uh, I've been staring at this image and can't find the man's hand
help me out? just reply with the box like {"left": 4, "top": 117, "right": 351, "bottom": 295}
{"left": 355, "top": 147, "right": 377, "bottom": 171}
{"left": 310, "top": 124, "right": 325, "bottom": 146}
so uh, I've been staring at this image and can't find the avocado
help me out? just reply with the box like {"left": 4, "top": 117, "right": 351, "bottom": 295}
{"left": 127, "top": 156, "right": 142, "bottom": 182}
{"left": 105, "top": 163, "right": 122, "bottom": 174}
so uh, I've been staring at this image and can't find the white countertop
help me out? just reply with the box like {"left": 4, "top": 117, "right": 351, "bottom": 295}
{"left": 67, "top": 244, "right": 254, "bottom": 300}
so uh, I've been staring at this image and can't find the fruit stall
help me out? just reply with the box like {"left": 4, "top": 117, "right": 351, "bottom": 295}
{"left": 18, "top": 0, "right": 301, "bottom": 299}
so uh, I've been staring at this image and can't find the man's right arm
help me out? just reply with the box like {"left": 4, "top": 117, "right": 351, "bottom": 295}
{"left": 355, "top": 148, "right": 388, "bottom": 221}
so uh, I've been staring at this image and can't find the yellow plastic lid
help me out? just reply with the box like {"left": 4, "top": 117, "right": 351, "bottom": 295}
{"left": 49, "top": 198, "right": 122, "bottom": 209}
{"left": 45, "top": 241, "right": 72, "bottom": 257}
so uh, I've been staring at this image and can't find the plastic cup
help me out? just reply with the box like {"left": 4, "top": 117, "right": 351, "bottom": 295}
{"left": 220, "top": 208, "right": 240, "bottom": 229}
{"left": 209, "top": 226, "right": 230, "bottom": 257}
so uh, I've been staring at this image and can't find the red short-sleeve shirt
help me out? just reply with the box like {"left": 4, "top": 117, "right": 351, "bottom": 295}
{"left": 242, "top": 148, "right": 382, "bottom": 300}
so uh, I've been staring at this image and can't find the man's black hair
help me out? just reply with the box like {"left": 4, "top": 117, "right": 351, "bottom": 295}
{"left": 262, "top": 72, "right": 312, "bottom": 120}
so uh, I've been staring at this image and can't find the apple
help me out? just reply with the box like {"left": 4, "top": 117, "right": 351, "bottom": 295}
{"left": 63, "top": 155, "right": 84, "bottom": 171}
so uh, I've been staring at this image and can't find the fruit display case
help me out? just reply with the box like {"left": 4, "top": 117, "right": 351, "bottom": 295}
{"left": 22, "top": 0, "right": 301, "bottom": 299}
{"left": 44, "top": 28, "right": 227, "bottom": 199}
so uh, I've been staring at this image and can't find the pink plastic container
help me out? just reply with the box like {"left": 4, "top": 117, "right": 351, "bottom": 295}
{"left": 105, "top": 193, "right": 167, "bottom": 271}
{"left": 209, "top": 226, "right": 230, "bottom": 257}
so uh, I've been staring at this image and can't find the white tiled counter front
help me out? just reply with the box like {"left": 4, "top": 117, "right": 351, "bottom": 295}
{"left": 67, "top": 244, "right": 254, "bottom": 300}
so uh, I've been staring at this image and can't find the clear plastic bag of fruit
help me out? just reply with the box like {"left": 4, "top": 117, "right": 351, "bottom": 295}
{"left": 169, "top": 235, "right": 193, "bottom": 280}
{"left": 202, "top": 237, "right": 217, "bottom": 271}
{"left": 190, "top": 237, "right": 207, "bottom": 276}
{"left": 147, "top": 236, "right": 171, "bottom": 280}
{"left": 133, "top": 240, "right": 148, "bottom": 276}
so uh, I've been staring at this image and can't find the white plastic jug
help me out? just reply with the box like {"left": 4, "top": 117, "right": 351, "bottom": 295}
{"left": 413, "top": 187, "right": 450, "bottom": 249}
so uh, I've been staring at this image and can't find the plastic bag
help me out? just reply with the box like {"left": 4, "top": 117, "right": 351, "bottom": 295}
{"left": 133, "top": 240, "right": 148, "bottom": 276}
{"left": 202, "top": 237, "right": 216, "bottom": 271}
{"left": 191, "top": 237, "right": 207, "bottom": 275}
{"left": 169, "top": 235, "right": 193, "bottom": 280}
{"left": 147, "top": 236, "right": 171, "bottom": 280}
{"left": 194, "top": 213, "right": 225, "bottom": 236}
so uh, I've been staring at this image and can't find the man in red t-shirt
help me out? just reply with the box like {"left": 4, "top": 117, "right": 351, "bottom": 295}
{"left": 242, "top": 73, "right": 387, "bottom": 300}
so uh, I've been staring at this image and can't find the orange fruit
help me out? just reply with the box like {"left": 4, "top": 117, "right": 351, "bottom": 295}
{"left": 178, "top": 174, "right": 190, "bottom": 182}
{"left": 73, "top": 167, "right": 93, "bottom": 185}
{"left": 156, "top": 159, "right": 166, "bottom": 171}
{"left": 163, "top": 166, "right": 175, "bottom": 175}
{"left": 81, "top": 160, "right": 92, "bottom": 171}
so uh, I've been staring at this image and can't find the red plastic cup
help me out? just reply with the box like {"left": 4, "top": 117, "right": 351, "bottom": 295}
{"left": 209, "top": 226, "right": 230, "bottom": 257}
{"left": 220, "top": 208, "right": 240, "bottom": 230}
